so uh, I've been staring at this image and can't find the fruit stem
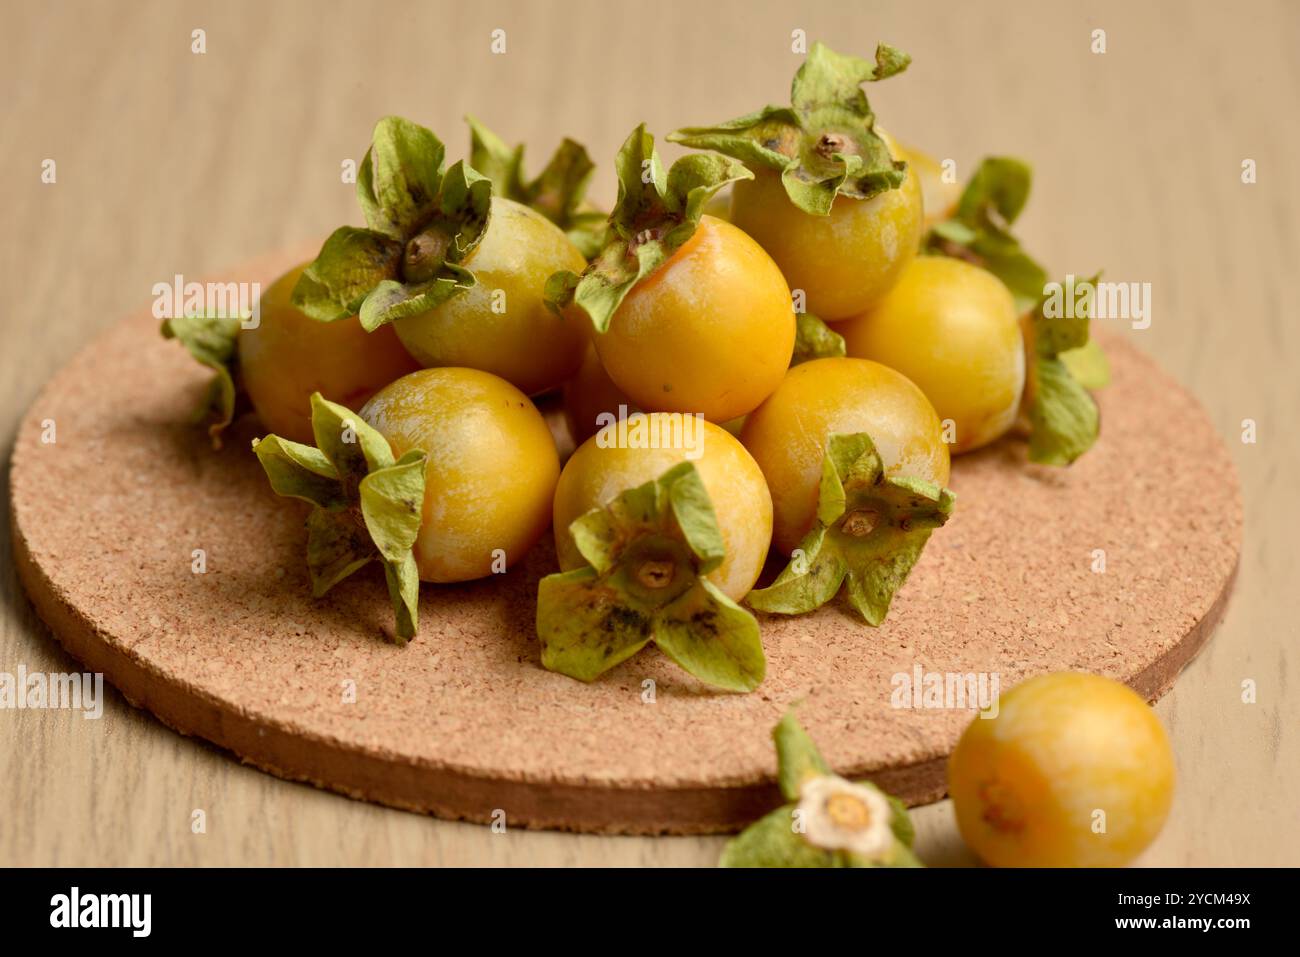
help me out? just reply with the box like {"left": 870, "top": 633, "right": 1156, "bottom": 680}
{"left": 636, "top": 559, "right": 676, "bottom": 589}
{"left": 815, "top": 132, "right": 848, "bottom": 158}
{"left": 404, "top": 227, "right": 453, "bottom": 283}
{"left": 841, "top": 508, "right": 880, "bottom": 537}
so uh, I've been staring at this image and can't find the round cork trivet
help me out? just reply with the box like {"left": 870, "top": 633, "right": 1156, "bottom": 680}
{"left": 10, "top": 249, "right": 1242, "bottom": 835}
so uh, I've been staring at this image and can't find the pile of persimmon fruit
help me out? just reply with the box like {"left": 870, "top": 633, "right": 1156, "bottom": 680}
{"left": 159, "top": 41, "right": 1183, "bottom": 870}
{"left": 165, "top": 42, "right": 1106, "bottom": 687}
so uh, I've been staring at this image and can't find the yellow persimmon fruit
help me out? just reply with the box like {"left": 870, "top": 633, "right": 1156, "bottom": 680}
{"left": 393, "top": 197, "right": 590, "bottom": 396}
{"left": 239, "top": 264, "right": 420, "bottom": 444}
{"left": 840, "top": 256, "right": 1025, "bottom": 455}
{"left": 740, "top": 358, "right": 950, "bottom": 556}
{"left": 948, "top": 672, "right": 1176, "bottom": 868}
{"left": 593, "top": 215, "right": 795, "bottom": 423}
{"left": 553, "top": 414, "right": 773, "bottom": 601}
{"left": 360, "top": 367, "right": 559, "bottom": 583}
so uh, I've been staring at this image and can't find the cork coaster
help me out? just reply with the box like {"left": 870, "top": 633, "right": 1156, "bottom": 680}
{"left": 9, "top": 250, "right": 1242, "bottom": 834}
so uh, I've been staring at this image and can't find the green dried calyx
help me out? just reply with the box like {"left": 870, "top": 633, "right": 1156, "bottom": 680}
{"left": 791, "top": 313, "right": 845, "bottom": 366}
{"left": 291, "top": 116, "right": 492, "bottom": 332}
{"left": 926, "top": 157, "right": 1105, "bottom": 465}
{"left": 748, "top": 433, "right": 954, "bottom": 625}
{"left": 544, "top": 125, "right": 752, "bottom": 334}
{"left": 669, "top": 42, "right": 911, "bottom": 216}
{"left": 537, "top": 462, "right": 765, "bottom": 692}
{"left": 925, "top": 156, "right": 1047, "bottom": 314}
{"left": 1027, "top": 277, "right": 1103, "bottom": 466}
{"left": 720, "top": 711, "right": 921, "bottom": 868}
{"left": 252, "top": 393, "right": 426, "bottom": 643}
{"left": 160, "top": 314, "right": 245, "bottom": 448}
{"left": 467, "top": 116, "right": 606, "bottom": 259}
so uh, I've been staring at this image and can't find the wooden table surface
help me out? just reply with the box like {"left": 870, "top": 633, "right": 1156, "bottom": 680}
{"left": 2, "top": 0, "right": 1296, "bottom": 867}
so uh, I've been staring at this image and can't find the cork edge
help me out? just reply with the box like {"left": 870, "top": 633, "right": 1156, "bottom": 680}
{"left": 5, "top": 243, "right": 1244, "bottom": 833}
{"left": 9, "top": 458, "right": 1241, "bottom": 836}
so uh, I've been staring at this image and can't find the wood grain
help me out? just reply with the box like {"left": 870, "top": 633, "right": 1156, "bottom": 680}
{"left": 1, "top": 0, "right": 1297, "bottom": 865}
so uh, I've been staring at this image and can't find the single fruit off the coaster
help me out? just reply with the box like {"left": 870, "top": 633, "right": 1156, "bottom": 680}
{"left": 948, "top": 672, "right": 1175, "bottom": 867}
